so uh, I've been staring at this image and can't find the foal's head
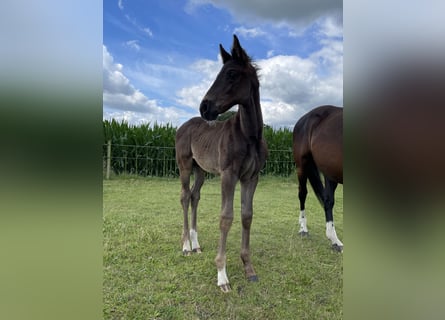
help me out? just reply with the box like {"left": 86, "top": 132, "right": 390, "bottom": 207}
{"left": 200, "top": 35, "right": 259, "bottom": 121}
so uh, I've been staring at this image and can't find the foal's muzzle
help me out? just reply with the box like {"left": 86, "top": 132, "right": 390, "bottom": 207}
{"left": 200, "top": 99, "right": 219, "bottom": 121}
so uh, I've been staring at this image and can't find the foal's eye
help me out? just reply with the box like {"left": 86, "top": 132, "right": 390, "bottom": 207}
{"left": 227, "top": 70, "right": 239, "bottom": 81}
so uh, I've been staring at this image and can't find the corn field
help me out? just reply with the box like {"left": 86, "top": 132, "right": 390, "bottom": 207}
{"left": 103, "top": 119, "right": 295, "bottom": 177}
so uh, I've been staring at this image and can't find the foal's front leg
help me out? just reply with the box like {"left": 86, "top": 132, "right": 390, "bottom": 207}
{"left": 190, "top": 166, "right": 205, "bottom": 253}
{"left": 215, "top": 173, "right": 236, "bottom": 292}
{"left": 180, "top": 171, "right": 192, "bottom": 255}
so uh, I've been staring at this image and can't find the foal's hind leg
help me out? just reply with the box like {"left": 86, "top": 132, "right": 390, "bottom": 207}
{"left": 297, "top": 167, "right": 309, "bottom": 235}
{"left": 190, "top": 166, "right": 205, "bottom": 253}
{"left": 179, "top": 165, "right": 193, "bottom": 255}
{"left": 240, "top": 175, "right": 259, "bottom": 282}
{"left": 324, "top": 177, "right": 343, "bottom": 252}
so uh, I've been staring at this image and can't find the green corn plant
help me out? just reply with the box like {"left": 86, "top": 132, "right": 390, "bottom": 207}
{"left": 103, "top": 120, "right": 295, "bottom": 177}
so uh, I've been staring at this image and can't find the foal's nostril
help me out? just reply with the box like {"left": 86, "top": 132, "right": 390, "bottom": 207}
{"left": 200, "top": 99, "right": 218, "bottom": 120}
{"left": 200, "top": 99, "right": 209, "bottom": 117}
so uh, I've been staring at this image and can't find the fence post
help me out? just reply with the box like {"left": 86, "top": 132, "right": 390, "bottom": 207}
{"left": 106, "top": 140, "right": 111, "bottom": 179}
{"left": 135, "top": 145, "right": 138, "bottom": 175}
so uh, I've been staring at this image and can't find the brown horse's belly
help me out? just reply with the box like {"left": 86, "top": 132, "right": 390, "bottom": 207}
{"left": 312, "top": 150, "right": 343, "bottom": 183}
{"left": 317, "top": 162, "right": 343, "bottom": 183}
{"left": 311, "top": 129, "right": 342, "bottom": 183}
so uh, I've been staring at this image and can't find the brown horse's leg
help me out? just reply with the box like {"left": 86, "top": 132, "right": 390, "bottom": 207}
{"left": 179, "top": 167, "right": 192, "bottom": 255}
{"left": 215, "top": 172, "right": 236, "bottom": 293}
{"left": 297, "top": 166, "right": 309, "bottom": 235}
{"left": 324, "top": 177, "right": 343, "bottom": 252}
{"left": 190, "top": 166, "right": 205, "bottom": 253}
{"left": 240, "top": 175, "right": 259, "bottom": 282}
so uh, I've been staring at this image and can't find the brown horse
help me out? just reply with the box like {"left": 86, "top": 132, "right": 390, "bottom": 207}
{"left": 292, "top": 105, "right": 343, "bottom": 252}
{"left": 175, "top": 35, "right": 267, "bottom": 292}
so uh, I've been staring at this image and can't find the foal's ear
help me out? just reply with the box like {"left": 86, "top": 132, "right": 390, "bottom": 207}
{"left": 219, "top": 44, "right": 232, "bottom": 64}
{"left": 231, "top": 34, "right": 249, "bottom": 65}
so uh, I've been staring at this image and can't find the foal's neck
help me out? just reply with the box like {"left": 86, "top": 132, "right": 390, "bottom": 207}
{"left": 238, "top": 87, "right": 263, "bottom": 141}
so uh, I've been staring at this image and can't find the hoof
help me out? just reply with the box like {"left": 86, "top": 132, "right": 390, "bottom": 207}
{"left": 248, "top": 275, "right": 259, "bottom": 282}
{"left": 298, "top": 231, "right": 309, "bottom": 237}
{"left": 182, "top": 250, "right": 192, "bottom": 256}
{"left": 192, "top": 248, "right": 202, "bottom": 254}
{"left": 332, "top": 244, "right": 343, "bottom": 252}
{"left": 219, "top": 284, "right": 231, "bottom": 293}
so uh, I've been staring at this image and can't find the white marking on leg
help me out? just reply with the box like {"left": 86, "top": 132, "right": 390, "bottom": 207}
{"left": 190, "top": 229, "right": 201, "bottom": 251}
{"left": 326, "top": 221, "right": 343, "bottom": 247}
{"left": 299, "top": 210, "right": 308, "bottom": 233}
{"left": 182, "top": 238, "right": 191, "bottom": 253}
{"left": 217, "top": 264, "right": 229, "bottom": 287}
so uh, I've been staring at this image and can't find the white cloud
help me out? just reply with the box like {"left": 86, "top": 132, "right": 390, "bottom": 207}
{"left": 118, "top": 0, "right": 124, "bottom": 10}
{"left": 143, "top": 27, "right": 153, "bottom": 38}
{"left": 184, "top": 0, "right": 212, "bottom": 14}
{"left": 317, "top": 15, "right": 342, "bottom": 38}
{"left": 103, "top": 108, "right": 188, "bottom": 127}
{"left": 259, "top": 55, "right": 316, "bottom": 104}
{"left": 186, "top": 0, "right": 343, "bottom": 50}
{"left": 105, "top": 1, "right": 343, "bottom": 128}
{"left": 233, "top": 26, "right": 267, "bottom": 38}
{"left": 260, "top": 37, "right": 342, "bottom": 127}
{"left": 175, "top": 34, "right": 342, "bottom": 128}
{"left": 188, "top": 0, "right": 342, "bottom": 31}
{"left": 103, "top": 45, "right": 194, "bottom": 125}
{"left": 124, "top": 14, "right": 155, "bottom": 39}
{"left": 261, "top": 100, "right": 307, "bottom": 128}
{"left": 125, "top": 40, "right": 140, "bottom": 51}
{"left": 175, "top": 57, "right": 222, "bottom": 112}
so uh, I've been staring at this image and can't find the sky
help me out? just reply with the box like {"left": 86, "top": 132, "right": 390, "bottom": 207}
{"left": 103, "top": 0, "right": 343, "bottom": 128}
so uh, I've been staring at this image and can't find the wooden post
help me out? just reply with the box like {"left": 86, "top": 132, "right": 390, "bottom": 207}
{"left": 106, "top": 140, "right": 111, "bottom": 179}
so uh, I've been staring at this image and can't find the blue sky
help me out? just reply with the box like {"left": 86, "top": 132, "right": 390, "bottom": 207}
{"left": 103, "top": 0, "right": 343, "bottom": 128}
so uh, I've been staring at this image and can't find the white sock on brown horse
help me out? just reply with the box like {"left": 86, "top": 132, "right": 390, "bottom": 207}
{"left": 326, "top": 221, "right": 343, "bottom": 250}
{"left": 298, "top": 210, "right": 308, "bottom": 234}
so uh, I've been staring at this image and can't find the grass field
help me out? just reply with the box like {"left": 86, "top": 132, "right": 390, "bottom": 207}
{"left": 103, "top": 176, "right": 343, "bottom": 319}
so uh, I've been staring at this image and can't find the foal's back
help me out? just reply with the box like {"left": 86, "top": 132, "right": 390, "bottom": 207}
{"left": 176, "top": 116, "right": 241, "bottom": 175}
{"left": 176, "top": 116, "right": 267, "bottom": 178}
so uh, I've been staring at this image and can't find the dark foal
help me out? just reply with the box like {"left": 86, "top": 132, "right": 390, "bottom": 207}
{"left": 175, "top": 35, "right": 267, "bottom": 292}
{"left": 292, "top": 105, "right": 343, "bottom": 252}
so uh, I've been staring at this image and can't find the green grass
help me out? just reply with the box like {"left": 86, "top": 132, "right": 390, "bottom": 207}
{"left": 103, "top": 176, "right": 343, "bottom": 319}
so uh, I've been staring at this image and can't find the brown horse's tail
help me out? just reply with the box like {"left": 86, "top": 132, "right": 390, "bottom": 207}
{"left": 305, "top": 155, "right": 325, "bottom": 205}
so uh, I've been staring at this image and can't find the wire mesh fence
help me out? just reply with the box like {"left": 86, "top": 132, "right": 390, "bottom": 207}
{"left": 103, "top": 143, "right": 295, "bottom": 178}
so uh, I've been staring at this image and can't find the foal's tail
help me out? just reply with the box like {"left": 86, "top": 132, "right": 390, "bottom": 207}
{"left": 306, "top": 155, "right": 325, "bottom": 205}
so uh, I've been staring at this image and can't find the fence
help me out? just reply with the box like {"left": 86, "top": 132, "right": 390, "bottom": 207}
{"left": 103, "top": 142, "right": 295, "bottom": 178}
